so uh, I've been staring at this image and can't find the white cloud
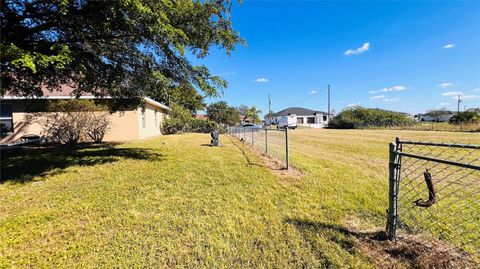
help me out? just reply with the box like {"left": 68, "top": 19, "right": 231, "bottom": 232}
{"left": 370, "top": 95, "right": 386, "bottom": 100}
{"left": 370, "top": 95, "right": 399, "bottom": 102}
{"left": 382, "top": 98, "right": 399, "bottom": 102}
{"left": 458, "top": 95, "right": 480, "bottom": 101}
{"left": 471, "top": 88, "right": 480, "bottom": 92}
{"left": 344, "top": 42, "right": 370, "bottom": 56}
{"left": 254, "top": 77, "right": 268, "bottom": 83}
{"left": 438, "top": 82, "right": 453, "bottom": 89}
{"left": 346, "top": 102, "right": 361, "bottom": 108}
{"left": 309, "top": 90, "right": 317, "bottom": 95}
{"left": 439, "top": 102, "right": 450, "bottom": 106}
{"left": 369, "top": 85, "right": 406, "bottom": 94}
{"left": 442, "top": 91, "right": 462, "bottom": 96}
{"left": 443, "top": 44, "right": 455, "bottom": 49}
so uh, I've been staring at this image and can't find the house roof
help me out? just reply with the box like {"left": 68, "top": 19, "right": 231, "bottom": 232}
{"left": 194, "top": 114, "right": 209, "bottom": 120}
{"left": 271, "top": 107, "right": 329, "bottom": 117}
{"left": 2, "top": 86, "right": 169, "bottom": 111}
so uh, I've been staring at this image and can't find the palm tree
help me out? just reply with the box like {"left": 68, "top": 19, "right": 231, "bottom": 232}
{"left": 246, "top": 106, "right": 262, "bottom": 124}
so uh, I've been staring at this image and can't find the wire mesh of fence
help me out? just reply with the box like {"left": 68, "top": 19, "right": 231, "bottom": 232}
{"left": 227, "top": 126, "right": 289, "bottom": 169}
{"left": 387, "top": 138, "right": 480, "bottom": 265}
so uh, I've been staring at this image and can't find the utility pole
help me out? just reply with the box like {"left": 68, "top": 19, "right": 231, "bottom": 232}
{"left": 327, "top": 84, "right": 331, "bottom": 121}
{"left": 457, "top": 94, "right": 462, "bottom": 113}
{"left": 268, "top": 94, "right": 272, "bottom": 126}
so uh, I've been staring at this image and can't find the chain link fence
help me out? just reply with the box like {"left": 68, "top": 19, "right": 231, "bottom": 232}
{"left": 227, "top": 126, "right": 289, "bottom": 169}
{"left": 386, "top": 138, "right": 480, "bottom": 264}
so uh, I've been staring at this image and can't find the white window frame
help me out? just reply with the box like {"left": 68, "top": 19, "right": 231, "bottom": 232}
{"left": 141, "top": 109, "right": 146, "bottom": 128}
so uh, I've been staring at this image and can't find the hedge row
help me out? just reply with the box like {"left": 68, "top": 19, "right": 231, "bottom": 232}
{"left": 328, "top": 106, "right": 414, "bottom": 129}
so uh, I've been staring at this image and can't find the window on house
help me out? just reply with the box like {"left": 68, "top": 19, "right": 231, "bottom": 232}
{"left": 297, "top": 117, "right": 304, "bottom": 124}
{"left": 307, "top": 117, "right": 315, "bottom": 124}
{"left": 154, "top": 109, "right": 158, "bottom": 127}
{"left": 323, "top": 115, "right": 327, "bottom": 121}
{"left": 0, "top": 104, "right": 14, "bottom": 134}
{"left": 142, "top": 109, "right": 146, "bottom": 128}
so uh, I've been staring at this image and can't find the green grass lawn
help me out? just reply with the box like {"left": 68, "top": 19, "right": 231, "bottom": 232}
{"left": 1, "top": 130, "right": 478, "bottom": 267}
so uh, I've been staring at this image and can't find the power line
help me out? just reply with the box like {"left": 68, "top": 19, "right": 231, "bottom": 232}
{"left": 271, "top": 92, "right": 318, "bottom": 109}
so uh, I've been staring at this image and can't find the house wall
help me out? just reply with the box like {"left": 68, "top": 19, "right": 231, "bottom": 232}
{"left": 0, "top": 100, "right": 167, "bottom": 144}
{"left": 104, "top": 110, "right": 139, "bottom": 141}
{"left": 137, "top": 103, "right": 167, "bottom": 140}
{"left": 419, "top": 114, "right": 453, "bottom": 122}
{"left": 265, "top": 113, "right": 329, "bottom": 127}
{"left": 0, "top": 110, "right": 140, "bottom": 144}
{"left": 297, "top": 114, "right": 328, "bottom": 128}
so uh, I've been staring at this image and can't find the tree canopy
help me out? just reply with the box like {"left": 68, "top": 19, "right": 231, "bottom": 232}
{"left": 154, "top": 83, "right": 206, "bottom": 114}
{"left": 449, "top": 111, "right": 479, "bottom": 124}
{"left": 1, "top": 0, "right": 243, "bottom": 103}
{"left": 207, "top": 101, "right": 239, "bottom": 126}
{"left": 237, "top": 105, "right": 262, "bottom": 123}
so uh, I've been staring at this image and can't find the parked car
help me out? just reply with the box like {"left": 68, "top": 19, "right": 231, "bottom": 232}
{"left": 241, "top": 123, "right": 263, "bottom": 129}
{"left": 277, "top": 114, "right": 297, "bottom": 129}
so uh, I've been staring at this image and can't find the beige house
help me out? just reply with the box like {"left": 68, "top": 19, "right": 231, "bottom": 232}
{"left": 1, "top": 89, "right": 169, "bottom": 144}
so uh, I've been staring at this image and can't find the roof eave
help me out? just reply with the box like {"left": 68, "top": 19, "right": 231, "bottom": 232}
{"left": 1, "top": 95, "right": 170, "bottom": 111}
{"left": 143, "top": 97, "right": 170, "bottom": 111}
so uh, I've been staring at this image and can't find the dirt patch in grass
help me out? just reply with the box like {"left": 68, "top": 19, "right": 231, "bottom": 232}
{"left": 289, "top": 217, "right": 477, "bottom": 268}
{"left": 226, "top": 135, "right": 302, "bottom": 180}
{"left": 340, "top": 218, "right": 477, "bottom": 268}
{"left": 355, "top": 232, "right": 476, "bottom": 268}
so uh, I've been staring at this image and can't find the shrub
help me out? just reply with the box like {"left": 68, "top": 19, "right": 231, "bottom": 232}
{"left": 449, "top": 111, "right": 479, "bottom": 125}
{"left": 191, "top": 119, "right": 218, "bottom": 133}
{"left": 328, "top": 106, "right": 413, "bottom": 129}
{"left": 87, "top": 112, "right": 111, "bottom": 143}
{"left": 163, "top": 104, "right": 219, "bottom": 134}
{"left": 163, "top": 104, "right": 193, "bottom": 134}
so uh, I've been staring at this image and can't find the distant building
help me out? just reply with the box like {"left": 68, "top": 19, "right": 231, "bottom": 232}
{"left": 265, "top": 107, "right": 332, "bottom": 128}
{"left": 194, "top": 114, "right": 209, "bottom": 121}
{"left": 239, "top": 114, "right": 254, "bottom": 124}
{"left": 415, "top": 111, "right": 454, "bottom": 122}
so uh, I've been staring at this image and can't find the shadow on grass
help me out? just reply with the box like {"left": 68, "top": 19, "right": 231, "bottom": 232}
{"left": 0, "top": 143, "right": 164, "bottom": 184}
{"left": 285, "top": 218, "right": 475, "bottom": 268}
{"left": 285, "top": 218, "right": 386, "bottom": 267}
{"left": 226, "top": 136, "right": 262, "bottom": 167}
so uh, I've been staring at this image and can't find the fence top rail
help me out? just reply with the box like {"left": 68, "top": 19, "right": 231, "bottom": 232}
{"left": 396, "top": 151, "right": 480, "bottom": 170}
{"left": 397, "top": 139, "right": 480, "bottom": 150}
{"left": 230, "top": 126, "right": 286, "bottom": 132}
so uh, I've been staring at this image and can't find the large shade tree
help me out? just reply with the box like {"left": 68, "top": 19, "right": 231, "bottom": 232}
{"left": 154, "top": 83, "right": 206, "bottom": 114}
{"left": 1, "top": 0, "right": 243, "bottom": 106}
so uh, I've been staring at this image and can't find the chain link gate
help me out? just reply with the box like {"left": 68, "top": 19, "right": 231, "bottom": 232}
{"left": 386, "top": 137, "right": 480, "bottom": 264}
{"left": 227, "top": 126, "right": 289, "bottom": 169}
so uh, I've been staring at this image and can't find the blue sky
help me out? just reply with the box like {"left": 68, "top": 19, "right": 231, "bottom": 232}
{"left": 191, "top": 1, "right": 480, "bottom": 115}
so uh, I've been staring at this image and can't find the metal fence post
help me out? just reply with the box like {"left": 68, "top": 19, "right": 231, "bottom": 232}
{"left": 386, "top": 142, "right": 398, "bottom": 239}
{"left": 285, "top": 127, "right": 289, "bottom": 170}
{"left": 251, "top": 128, "right": 254, "bottom": 146}
{"left": 265, "top": 129, "right": 268, "bottom": 155}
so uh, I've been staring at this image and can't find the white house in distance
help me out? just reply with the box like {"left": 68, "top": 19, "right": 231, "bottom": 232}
{"left": 415, "top": 111, "right": 454, "bottom": 122}
{"left": 265, "top": 107, "right": 331, "bottom": 128}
